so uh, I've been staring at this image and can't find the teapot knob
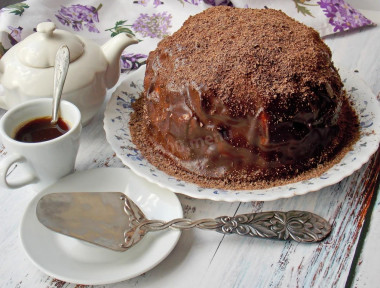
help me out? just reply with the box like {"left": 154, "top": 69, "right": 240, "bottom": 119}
{"left": 36, "top": 22, "right": 56, "bottom": 37}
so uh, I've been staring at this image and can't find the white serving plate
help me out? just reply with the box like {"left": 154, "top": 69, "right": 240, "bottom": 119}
{"left": 104, "top": 67, "right": 380, "bottom": 202}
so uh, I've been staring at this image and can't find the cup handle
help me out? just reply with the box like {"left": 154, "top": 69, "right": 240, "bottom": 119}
{"left": 0, "top": 153, "right": 37, "bottom": 188}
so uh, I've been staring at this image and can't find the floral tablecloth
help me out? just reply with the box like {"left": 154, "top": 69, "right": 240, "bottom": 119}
{"left": 0, "top": 0, "right": 374, "bottom": 74}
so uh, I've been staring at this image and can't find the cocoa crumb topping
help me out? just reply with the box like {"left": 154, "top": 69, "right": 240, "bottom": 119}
{"left": 151, "top": 6, "right": 341, "bottom": 117}
{"left": 129, "top": 7, "right": 360, "bottom": 190}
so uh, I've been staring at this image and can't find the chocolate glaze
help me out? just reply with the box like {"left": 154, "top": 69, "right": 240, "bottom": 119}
{"left": 135, "top": 7, "right": 357, "bottom": 182}
{"left": 144, "top": 73, "right": 342, "bottom": 179}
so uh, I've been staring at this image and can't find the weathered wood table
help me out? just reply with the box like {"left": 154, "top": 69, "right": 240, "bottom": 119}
{"left": 0, "top": 5, "right": 380, "bottom": 288}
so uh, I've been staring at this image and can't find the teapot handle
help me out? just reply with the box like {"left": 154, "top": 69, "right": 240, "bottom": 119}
{"left": 0, "top": 61, "right": 6, "bottom": 109}
{"left": 0, "top": 84, "right": 7, "bottom": 110}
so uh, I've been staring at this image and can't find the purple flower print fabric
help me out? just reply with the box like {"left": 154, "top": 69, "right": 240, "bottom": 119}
{"left": 55, "top": 4, "right": 102, "bottom": 33}
{"left": 232, "top": 0, "right": 374, "bottom": 36}
{"left": 120, "top": 53, "right": 148, "bottom": 72}
{"left": 7, "top": 26, "right": 22, "bottom": 45}
{"left": 0, "top": 0, "right": 375, "bottom": 73}
{"left": 132, "top": 12, "right": 172, "bottom": 39}
{"left": 318, "top": 0, "right": 373, "bottom": 32}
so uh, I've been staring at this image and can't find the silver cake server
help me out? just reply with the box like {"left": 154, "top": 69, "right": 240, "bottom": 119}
{"left": 36, "top": 192, "right": 332, "bottom": 252}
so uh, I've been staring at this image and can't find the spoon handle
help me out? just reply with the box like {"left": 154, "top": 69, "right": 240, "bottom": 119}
{"left": 51, "top": 45, "right": 70, "bottom": 124}
{"left": 134, "top": 211, "right": 331, "bottom": 243}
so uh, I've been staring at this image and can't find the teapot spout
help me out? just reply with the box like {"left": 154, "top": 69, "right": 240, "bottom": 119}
{"left": 102, "top": 33, "right": 138, "bottom": 89}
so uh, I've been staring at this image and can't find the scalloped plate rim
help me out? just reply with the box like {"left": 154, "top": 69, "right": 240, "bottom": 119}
{"left": 104, "top": 67, "right": 380, "bottom": 202}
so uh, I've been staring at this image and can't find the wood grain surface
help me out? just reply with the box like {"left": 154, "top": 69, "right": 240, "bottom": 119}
{"left": 0, "top": 4, "right": 379, "bottom": 288}
{"left": 0, "top": 97, "right": 378, "bottom": 288}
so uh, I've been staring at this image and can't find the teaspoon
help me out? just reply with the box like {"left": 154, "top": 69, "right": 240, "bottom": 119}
{"left": 51, "top": 45, "right": 70, "bottom": 125}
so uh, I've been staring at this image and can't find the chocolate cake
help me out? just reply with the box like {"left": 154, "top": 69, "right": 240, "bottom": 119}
{"left": 130, "top": 6, "right": 359, "bottom": 189}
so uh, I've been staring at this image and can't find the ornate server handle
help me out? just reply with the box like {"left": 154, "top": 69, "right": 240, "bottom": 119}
{"left": 134, "top": 211, "right": 331, "bottom": 243}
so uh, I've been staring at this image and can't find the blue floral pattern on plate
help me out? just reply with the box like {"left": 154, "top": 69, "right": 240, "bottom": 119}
{"left": 104, "top": 67, "right": 380, "bottom": 202}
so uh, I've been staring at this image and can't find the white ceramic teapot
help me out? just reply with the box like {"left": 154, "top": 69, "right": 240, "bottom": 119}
{"left": 0, "top": 22, "right": 138, "bottom": 125}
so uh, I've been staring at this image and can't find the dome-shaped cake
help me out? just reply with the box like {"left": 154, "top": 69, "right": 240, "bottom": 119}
{"left": 130, "top": 6, "right": 358, "bottom": 189}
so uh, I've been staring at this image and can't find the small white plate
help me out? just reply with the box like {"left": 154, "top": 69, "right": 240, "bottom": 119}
{"left": 20, "top": 168, "right": 183, "bottom": 285}
{"left": 104, "top": 67, "right": 380, "bottom": 202}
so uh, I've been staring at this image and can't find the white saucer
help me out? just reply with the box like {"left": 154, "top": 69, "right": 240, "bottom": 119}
{"left": 20, "top": 168, "right": 183, "bottom": 285}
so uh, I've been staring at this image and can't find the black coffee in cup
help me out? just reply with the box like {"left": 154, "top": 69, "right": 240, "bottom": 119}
{"left": 14, "top": 116, "right": 70, "bottom": 143}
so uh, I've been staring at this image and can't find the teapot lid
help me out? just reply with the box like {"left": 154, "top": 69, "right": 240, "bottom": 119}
{"left": 17, "top": 22, "right": 84, "bottom": 68}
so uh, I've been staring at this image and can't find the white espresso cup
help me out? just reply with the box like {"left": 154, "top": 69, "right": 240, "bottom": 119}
{"left": 0, "top": 98, "right": 82, "bottom": 188}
